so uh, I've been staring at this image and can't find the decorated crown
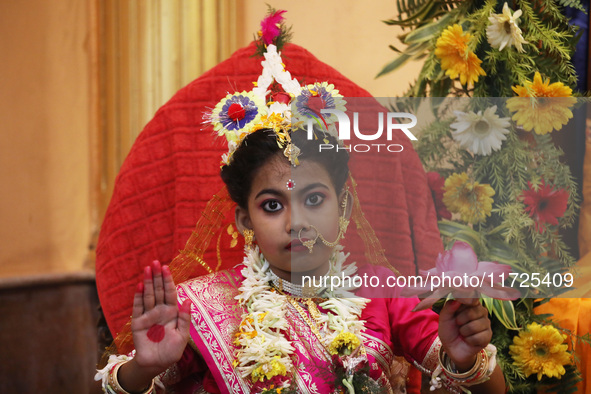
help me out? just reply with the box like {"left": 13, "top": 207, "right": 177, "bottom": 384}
{"left": 206, "top": 9, "right": 346, "bottom": 166}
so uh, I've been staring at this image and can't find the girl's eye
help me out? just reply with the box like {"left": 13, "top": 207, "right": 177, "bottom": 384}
{"left": 305, "top": 193, "right": 325, "bottom": 207}
{"left": 262, "top": 200, "right": 283, "bottom": 212}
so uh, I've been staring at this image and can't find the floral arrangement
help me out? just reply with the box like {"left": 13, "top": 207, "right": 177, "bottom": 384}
{"left": 379, "top": 0, "right": 587, "bottom": 392}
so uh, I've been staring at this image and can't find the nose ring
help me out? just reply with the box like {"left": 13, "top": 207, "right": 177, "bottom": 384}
{"left": 298, "top": 225, "right": 319, "bottom": 253}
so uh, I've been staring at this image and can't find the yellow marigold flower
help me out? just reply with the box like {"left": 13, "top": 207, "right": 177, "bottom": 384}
{"left": 251, "top": 357, "right": 287, "bottom": 382}
{"left": 435, "top": 24, "right": 486, "bottom": 87}
{"left": 329, "top": 331, "right": 361, "bottom": 356}
{"left": 443, "top": 173, "right": 495, "bottom": 224}
{"left": 509, "top": 322, "right": 571, "bottom": 380}
{"left": 506, "top": 72, "right": 575, "bottom": 135}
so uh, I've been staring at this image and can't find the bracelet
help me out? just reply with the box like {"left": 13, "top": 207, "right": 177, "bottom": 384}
{"left": 439, "top": 347, "right": 489, "bottom": 384}
{"left": 437, "top": 345, "right": 496, "bottom": 388}
{"left": 107, "top": 360, "right": 155, "bottom": 394}
{"left": 438, "top": 348, "right": 482, "bottom": 378}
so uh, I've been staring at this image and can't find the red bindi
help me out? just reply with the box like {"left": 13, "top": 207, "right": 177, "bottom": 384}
{"left": 147, "top": 324, "right": 165, "bottom": 343}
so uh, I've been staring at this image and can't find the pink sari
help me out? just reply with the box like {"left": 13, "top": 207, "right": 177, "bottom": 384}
{"left": 169, "top": 265, "right": 440, "bottom": 393}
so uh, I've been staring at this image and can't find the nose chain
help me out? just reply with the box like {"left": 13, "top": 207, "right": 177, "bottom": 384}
{"left": 298, "top": 188, "right": 350, "bottom": 253}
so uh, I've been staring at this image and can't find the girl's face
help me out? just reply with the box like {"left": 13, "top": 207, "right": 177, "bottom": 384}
{"left": 236, "top": 154, "right": 347, "bottom": 284}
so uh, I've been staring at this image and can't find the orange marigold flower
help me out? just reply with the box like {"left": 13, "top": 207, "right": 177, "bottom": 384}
{"left": 435, "top": 24, "right": 486, "bottom": 87}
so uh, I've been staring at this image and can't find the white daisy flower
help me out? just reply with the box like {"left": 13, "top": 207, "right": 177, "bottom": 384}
{"left": 486, "top": 2, "right": 528, "bottom": 52}
{"left": 450, "top": 105, "right": 511, "bottom": 156}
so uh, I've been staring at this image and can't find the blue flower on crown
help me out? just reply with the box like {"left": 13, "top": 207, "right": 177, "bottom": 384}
{"left": 293, "top": 82, "right": 346, "bottom": 128}
{"left": 211, "top": 91, "right": 267, "bottom": 143}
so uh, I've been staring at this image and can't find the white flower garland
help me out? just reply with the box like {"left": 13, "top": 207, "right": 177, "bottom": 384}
{"left": 234, "top": 245, "right": 369, "bottom": 390}
{"left": 252, "top": 44, "right": 301, "bottom": 104}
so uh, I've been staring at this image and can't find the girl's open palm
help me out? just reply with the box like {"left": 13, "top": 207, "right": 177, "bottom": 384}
{"left": 131, "top": 260, "right": 191, "bottom": 375}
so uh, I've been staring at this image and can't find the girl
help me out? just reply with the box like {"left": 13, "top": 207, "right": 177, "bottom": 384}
{"left": 97, "top": 123, "right": 505, "bottom": 393}
{"left": 96, "top": 15, "right": 505, "bottom": 388}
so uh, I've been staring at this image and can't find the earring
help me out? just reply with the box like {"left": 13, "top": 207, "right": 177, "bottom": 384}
{"left": 243, "top": 229, "right": 254, "bottom": 248}
{"left": 340, "top": 186, "right": 350, "bottom": 214}
{"left": 337, "top": 188, "right": 350, "bottom": 237}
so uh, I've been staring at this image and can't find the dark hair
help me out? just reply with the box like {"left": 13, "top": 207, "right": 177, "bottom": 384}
{"left": 220, "top": 128, "right": 350, "bottom": 208}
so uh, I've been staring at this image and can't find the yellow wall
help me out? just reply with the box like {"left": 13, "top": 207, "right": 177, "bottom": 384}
{"left": 239, "top": 0, "right": 421, "bottom": 97}
{"left": 0, "top": 0, "right": 95, "bottom": 277}
{"left": 0, "top": 0, "right": 418, "bottom": 278}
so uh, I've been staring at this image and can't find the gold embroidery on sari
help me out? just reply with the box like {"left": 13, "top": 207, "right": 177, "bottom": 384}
{"left": 177, "top": 269, "right": 408, "bottom": 393}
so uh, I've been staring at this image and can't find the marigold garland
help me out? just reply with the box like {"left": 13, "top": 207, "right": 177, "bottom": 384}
{"left": 234, "top": 246, "right": 369, "bottom": 393}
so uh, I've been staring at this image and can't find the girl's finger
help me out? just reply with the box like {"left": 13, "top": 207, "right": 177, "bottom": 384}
{"left": 163, "top": 265, "right": 177, "bottom": 305}
{"left": 455, "top": 297, "right": 480, "bottom": 306}
{"left": 176, "top": 299, "right": 192, "bottom": 338}
{"left": 458, "top": 316, "right": 490, "bottom": 339}
{"left": 152, "top": 260, "right": 165, "bottom": 305}
{"left": 143, "top": 265, "right": 155, "bottom": 311}
{"left": 439, "top": 300, "right": 461, "bottom": 326}
{"left": 132, "top": 281, "right": 145, "bottom": 318}
{"left": 455, "top": 304, "right": 487, "bottom": 326}
{"left": 461, "top": 327, "right": 492, "bottom": 349}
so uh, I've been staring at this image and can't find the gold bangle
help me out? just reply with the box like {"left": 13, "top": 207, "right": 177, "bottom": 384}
{"left": 109, "top": 361, "right": 155, "bottom": 394}
{"left": 438, "top": 347, "right": 487, "bottom": 380}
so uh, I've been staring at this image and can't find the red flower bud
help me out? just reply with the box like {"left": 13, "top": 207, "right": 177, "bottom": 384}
{"left": 307, "top": 96, "right": 325, "bottom": 115}
{"left": 272, "top": 92, "right": 292, "bottom": 105}
{"left": 228, "top": 103, "right": 246, "bottom": 121}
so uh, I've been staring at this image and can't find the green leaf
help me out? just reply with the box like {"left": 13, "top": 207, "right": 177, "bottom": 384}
{"left": 376, "top": 54, "right": 413, "bottom": 78}
{"left": 483, "top": 296, "right": 519, "bottom": 330}
{"left": 486, "top": 239, "right": 520, "bottom": 267}
{"left": 437, "top": 220, "right": 483, "bottom": 250}
{"left": 557, "top": 0, "right": 587, "bottom": 12}
{"left": 376, "top": 42, "right": 430, "bottom": 77}
{"left": 404, "top": 13, "right": 454, "bottom": 43}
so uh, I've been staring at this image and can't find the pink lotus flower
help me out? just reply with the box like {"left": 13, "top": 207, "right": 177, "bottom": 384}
{"left": 408, "top": 241, "right": 521, "bottom": 311}
{"left": 260, "top": 10, "right": 287, "bottom": 45}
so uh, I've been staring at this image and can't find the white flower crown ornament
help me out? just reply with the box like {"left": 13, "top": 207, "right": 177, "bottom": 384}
{"left": 206, "top": 10, "right": 346, "bottom": 166}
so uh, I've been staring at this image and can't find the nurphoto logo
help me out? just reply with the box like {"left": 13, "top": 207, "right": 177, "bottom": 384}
{"left": 307, "top": 109, "right": 417, "bottom": 153}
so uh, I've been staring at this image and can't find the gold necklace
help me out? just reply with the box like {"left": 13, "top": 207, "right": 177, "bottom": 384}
{"left": 282, "top": 292, "right": 367, "bottom": 359}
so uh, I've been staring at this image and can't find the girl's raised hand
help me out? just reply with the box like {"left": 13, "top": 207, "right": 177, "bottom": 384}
{"left": 119, "top": 260, "right": 191, "bottom": 391}
{"left": 438, "top": 298, "right": 492, "bottom": 371}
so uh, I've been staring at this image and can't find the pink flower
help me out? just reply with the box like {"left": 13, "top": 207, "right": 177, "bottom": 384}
{"left": 408, "top": 241, "right": 521, "bottom": 311}
{"left": 426, "top": 172, "right": 452, "bottom": 220}
{"left": 260, "top": 10, "right": 287, "bottom": 45}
